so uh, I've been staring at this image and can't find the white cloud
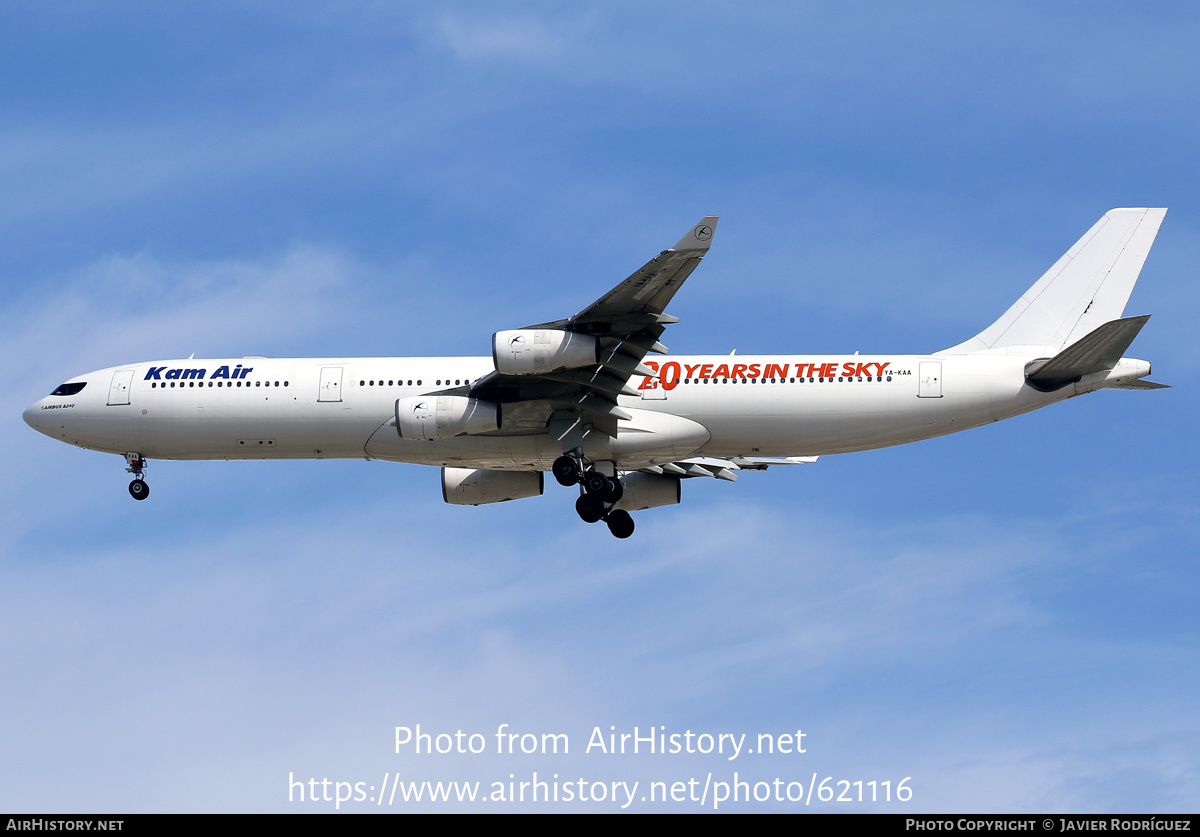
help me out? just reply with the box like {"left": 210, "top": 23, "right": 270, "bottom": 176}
{"left": 4, "top": 245, "right": 360, "bottom": 386}
{"left": 2, "top": 1, "right": 1197, "bottom": 813}
{"left": 4, "top": 476, "right": 1196, "bottom": 811}
{"left": 437, "top": 13, "right": 573, "bottom": 63}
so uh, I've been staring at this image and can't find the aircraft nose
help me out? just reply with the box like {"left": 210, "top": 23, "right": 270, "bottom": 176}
{"left": 23, "top": 401, "right": 44, "bottom": 432}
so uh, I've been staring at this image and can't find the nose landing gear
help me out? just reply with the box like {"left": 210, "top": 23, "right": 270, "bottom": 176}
{"left": 556, "top": 450, "right": 635, "bottom": 538}
{"left": 124, "top": 453, "right": 150, "bottom": 501}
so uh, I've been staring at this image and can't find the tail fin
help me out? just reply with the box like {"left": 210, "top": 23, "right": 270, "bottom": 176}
{"left": 942, "top": 208, "right": 1166, "bottom": 355}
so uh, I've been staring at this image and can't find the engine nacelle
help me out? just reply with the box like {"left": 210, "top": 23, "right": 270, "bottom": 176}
{"left": 611, "top": 472, "right": 681, "bottom": 512}
{"left": 493, "top": 329, "right": 599, "bottom": 375}
{"left": 442, "top": 468, "right": 544, "bottom": 505}
{"left": 396, "top": 396, "right": 500, "bottom": 441}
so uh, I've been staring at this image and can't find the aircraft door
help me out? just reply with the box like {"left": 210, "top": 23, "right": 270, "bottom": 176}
{"left": 318, "top": 367, "right": 343, "bottom": 402}
{"left": 640, "top": 377, "right": 666, "bottom": 400}
{"left": 918, "top": 361, "right": 942, "bottom": 398}
{"left": 107, "top": 369, "right": 134, "bottom": 405}
{"left": 639, "top": 362, "right": 667, "bottom": 400}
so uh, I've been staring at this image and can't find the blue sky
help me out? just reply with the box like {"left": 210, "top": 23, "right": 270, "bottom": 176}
{"left": 2, "top": 2, "right": 1197, "bottom": 812}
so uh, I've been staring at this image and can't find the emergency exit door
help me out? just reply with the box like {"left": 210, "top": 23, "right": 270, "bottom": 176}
{"left": 107, "top": 369, "right": 134, "bottom": 405}
{"left": 918, "top": 361, "right": 942, "bottom": 398}
{"left": 318, "top": 367, "right": 343, "bottom": 402}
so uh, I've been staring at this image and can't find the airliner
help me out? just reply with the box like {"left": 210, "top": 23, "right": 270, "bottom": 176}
{"left": 23, "top": 208, "right": 1167, "bottom": 538}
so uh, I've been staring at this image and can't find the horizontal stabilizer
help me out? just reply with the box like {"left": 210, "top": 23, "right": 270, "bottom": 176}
{"left": 1026, "top": 315, "right": 1149, "bottom": 390}
{"left": 1107, "top": 379, "right": 1169, "bottom": 390}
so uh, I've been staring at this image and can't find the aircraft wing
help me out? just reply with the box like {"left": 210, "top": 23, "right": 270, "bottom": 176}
{"left": 470, "top": 217, "right": 718, "bottom": 436}
{"left": 531, "top": 217, "right": 717, "bottom": 330}
{"left": 636, "top": 455, "right": 819, "bottom": 482}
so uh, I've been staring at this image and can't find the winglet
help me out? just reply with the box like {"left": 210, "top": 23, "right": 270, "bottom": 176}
{"left": 673, "top": 216, "right": 718, "bottom": 252}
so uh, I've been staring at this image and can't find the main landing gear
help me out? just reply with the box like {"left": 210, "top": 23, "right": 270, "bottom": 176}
{"left": 125, "top": 453, "right": 150, "bottom": 501}
{"left": 553, "top": 451, "right": 634, "bottom": 539}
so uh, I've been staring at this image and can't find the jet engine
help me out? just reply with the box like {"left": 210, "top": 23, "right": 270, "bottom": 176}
{"left": 492, "top": 329, "right": 599, "bottom": 375}
{"left": 442, "top": 468, "right": 544, "bottom": 505}
{"left": 611, "top": 473, "right": 681, "bottom": 511}
{"left": 396, "top": 396, "right": 500, "bottom": 441}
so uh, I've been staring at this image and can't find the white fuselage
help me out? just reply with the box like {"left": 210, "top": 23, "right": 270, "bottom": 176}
{"left": 22, "top": 352, "right": 1141, "bottom": 471}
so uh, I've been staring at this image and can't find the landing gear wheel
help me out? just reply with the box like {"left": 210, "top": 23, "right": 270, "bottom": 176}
{"left": 575, "top": 494, "right": 604, "bottom": 524}
{"left": 583, "top": 470, "right": 609, "bottom": 494}
{"left": 552, "top": 455, "right": 579, "bottom": 487}
{"left": 601, "top": 477, "right": 624, "bottom": 504}
{"left": 605, "top": 510, "right": 635, "bottom": 539}
{"left": 128, "top": 479, "right": 150, "bottom": 501}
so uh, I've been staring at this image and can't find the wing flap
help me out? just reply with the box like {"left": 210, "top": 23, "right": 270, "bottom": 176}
{"left": 635, "top": 455, "right": 819, "bottom": 480}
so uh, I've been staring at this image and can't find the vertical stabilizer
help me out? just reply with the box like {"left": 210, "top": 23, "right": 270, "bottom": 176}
{"left": 942, "top": 208, "right": 1166, "bottom": 354}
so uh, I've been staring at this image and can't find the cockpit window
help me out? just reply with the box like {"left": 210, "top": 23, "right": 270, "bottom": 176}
{"left": 51, "top": 382, "right": 87, "bottom": 396}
